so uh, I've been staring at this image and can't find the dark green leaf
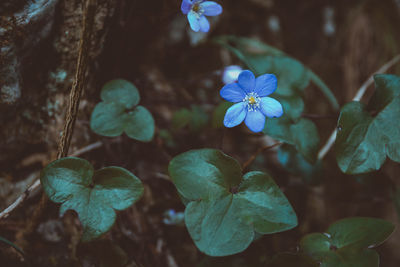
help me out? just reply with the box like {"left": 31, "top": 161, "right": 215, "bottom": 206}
{"left": 300, "top": 217, "right": 393, "bottom": 267}
{"left": 189, "top": 105, "right": 209, "bottom": 132}
{"left": 336, "top": 74, "right": 400, "bottom": 174}
{"left": 169, "top": 149, "right": 297, "bottom": 256}
{"left": 275, "top": 95, "right": 304, "bottom": 120}
{"left": 300, "top": 233, "right": 331, "bottom": 256}
{"left": 317, "top": 248, "right": 379, "bottom": 267}
{"left": 100, "top": 79, "right": 140, "bottom": 109}
{"left": 278, "top": 144, "right": 323, "bottom": 184}
{"left": 172, "top": 108, "right": 192, "bottom": 130}
{"left": 327, "top": 217, "right": 395, "bottom": 249}
{"left": 172, "top": 105, "right": 209, "bottom": 132}
{"left": 264, "top": 117, "right": 320, "bottom": 163}
{"left": 41, "top": 157, "right": 143, "bottom": 241}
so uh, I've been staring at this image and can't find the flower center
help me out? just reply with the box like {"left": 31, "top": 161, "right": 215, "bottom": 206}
{"left": 243, "top": 92, "right": 261, "bottom": 112}
{"left": 248, "top": 96, "right": 256, "bottom": 104}
{"left": 191, "top": 3, "right": 204, "bottom": 16}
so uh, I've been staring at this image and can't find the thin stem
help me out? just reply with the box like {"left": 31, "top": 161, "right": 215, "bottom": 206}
{"left": 317, "top": 54, "right": 400, "bottom": 160}
{"left": 242, "top": 142, "right": 282, "bottom": 171}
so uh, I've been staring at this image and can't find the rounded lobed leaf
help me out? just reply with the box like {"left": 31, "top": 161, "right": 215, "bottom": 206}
{"left": 326, "top": 217, "right": 395, "bottom": 249}
{"left": 300, "top": 217, "right": 393, "bottom": 267}
{"left": 41, "top": 157, "right": 144, "bottom": 241}
{"left": 169, "top": 149, "right": 242, "bottom": 201}
{"left": 90, "top": 102, "right": 127, "bottom": 137}
{"left": 124, "top": 106, "right": 155, "bottom": 142}
{"left": 100, "top": 79, "right": 140, "bottom": 109}
{"left": 169, "top": 149, "right": 297, "bottom": 256}
{"left": 236, "top": 171, "right": 298, "bottom": 234}
{"left": 90, "top": 100, "right": 155, "bottom": 142}
{"left": 336, "top": 74, "right": 400, "bottom": 174}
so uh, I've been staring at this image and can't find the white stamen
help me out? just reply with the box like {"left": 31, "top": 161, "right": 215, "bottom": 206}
{"left": 243, "top": 92, "right": 261, "bottom": 112}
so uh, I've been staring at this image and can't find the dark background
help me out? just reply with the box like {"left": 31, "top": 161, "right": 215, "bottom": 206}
{"left": 1, "top": 0, "right": 400, "bottom": 266}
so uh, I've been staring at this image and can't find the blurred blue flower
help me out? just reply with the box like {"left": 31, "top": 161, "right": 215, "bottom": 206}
{"left": 181, "top": 0, "right": 222, "bottom": 32}
{"left": 163, "top": 209, "right": 185, "bottom": 226}
{"left": 220, "top": 70, "right": 283, "bottom": 132}
{"left": 222, "top": 65, "right": 242, "bottom": 84}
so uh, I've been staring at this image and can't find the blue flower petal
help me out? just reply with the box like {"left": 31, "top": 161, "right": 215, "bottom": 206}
{"left": 254, "top": 74, "right": 277, "bottom": 97}
{"left": 260, "top": 97, "right": 283, "bottom": 118}
{"left": 187, "top": 11, "right": 200, "bottom": 32}
{"left": 238, "top": 70, "right": 255, "bottom": 93}
{"left": 181, "top": 0, "right": 192, "bottom": 14}
{"left": 224, "top": 102, "right": 247, "bottom": 128}
{"left": 244, "top": 110, "right": 266, "bottom": 132}
{"left": 198, "top": 16, "right": 210, "bottom": 32}
{"left": 220, "top": 83, "right": 246, "bottom": 102}
{"left": 201, "top": 1, "right": 223, "bottom": 16}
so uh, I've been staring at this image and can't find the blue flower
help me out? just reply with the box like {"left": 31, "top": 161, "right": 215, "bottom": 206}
{"left": 181, "top": 0, "right": 222, "bottom": 32}
{"left": 222, "top": 65, "right": 243, "bottom": 84}
{"left": 220, "top": 70, "right": 283, "bottom": 133}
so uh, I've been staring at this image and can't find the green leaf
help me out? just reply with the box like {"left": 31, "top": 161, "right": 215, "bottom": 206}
{"left": 172, "top": 108, "right": 192, "bottom": 130}
{"left": 275, "top": 95, "right": 304, "bottom": 120}
{"left": 172, "top": 105, "right": 209, "bottom": 132}
{"left": 90, "top": 103, "right": 155, "bottom": 142}
{"left": 100, "top": 79, "right": 140, "bottom": 109}
{"left": 91, "top": 79, "right": 154, "bottom": 142}
{"left": 90, "top": 102, "right": 127, "bottom": 137}
{"left": 41, "top": 157, "right": 144, "bottom": 241}
{"left": 124, "top": 106, "right": 155, "bottom": 142}
{"left": 212, "top": 102, "right": 233, "bottom": 128}
{"left": 264, "top": 116, "right": 320, "bottom": 163}
{"left": 300, "top": 233, "right": 331, "bottom": 256}
{"left": 300, "top": 217, "right": 394, "bottom": 267}
{"left": 278, "top": 144, "right": 323, "bottom": 184}
{"left": 317, "top": 248, "right": 379, "bottom": 267}
{"left": 168, "top": 149, "right": 297, "bottom": 256}
{"left": 326, "top": 217, "right": 395, "bottom": 249}
{"left": 336, "top": 74, "right": 400, "bottom": 174}
{"left": 268, "top": 253, "right": 318, "bottom": 267}
{"left": 189, "top": 105, "right": 209, "bottom": 132}
{"left": 214, "top": 36, "right": 339, "bottom": 110}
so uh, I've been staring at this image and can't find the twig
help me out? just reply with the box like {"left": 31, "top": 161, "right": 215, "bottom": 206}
{"left": 16, "top": 0, "right": 97, "bottom": 246}
{"left": 317, "top": 54, "right": 400, "bottom": 160}
{"left": 0, "top": 141, "right": 103, "bottom": 220}
{"left": 242, "top": 142, "right": 282, "bottom": 171}
{"left": 353, "top": 55, "right": 400, "bottom": 102}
